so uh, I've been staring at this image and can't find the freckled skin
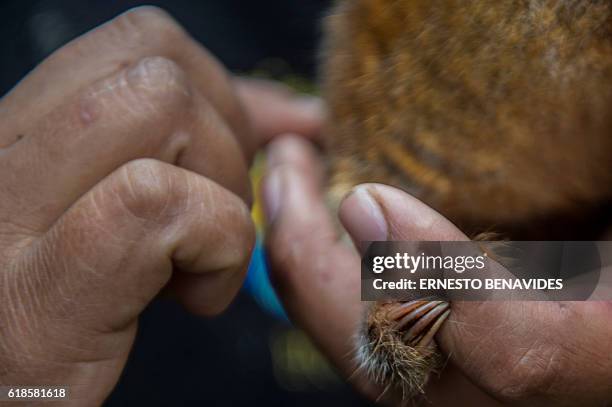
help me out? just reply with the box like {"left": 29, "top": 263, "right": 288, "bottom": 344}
{"left": 322, "top": 0, "right": 612, "bottom": 240}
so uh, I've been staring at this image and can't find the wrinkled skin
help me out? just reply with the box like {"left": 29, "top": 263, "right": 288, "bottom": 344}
{"left": 0, "top": 7, "right": 323, "bottom": 406}
{"left": 2, "top": 4, "right": 610, "bottom": 406}
{"left": 262, "top": 135, "right": 612, "bottom": 406}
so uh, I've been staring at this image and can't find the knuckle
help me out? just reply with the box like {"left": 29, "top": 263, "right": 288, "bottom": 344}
{"left": 77, "top": 56, "right": 191, "bottom": 146}
{"left": 123, "top": 56, "right": 192, "bottom": 114}
{"left": 114, "top": 159, "right": 183, "bottom": 222}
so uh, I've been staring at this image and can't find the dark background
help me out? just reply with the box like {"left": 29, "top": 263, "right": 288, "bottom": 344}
{"left": 0, "top": 1, "right": 371, "bottom": 406}
{"left": 0, "top": 0, "right": 328, "bottom": 94}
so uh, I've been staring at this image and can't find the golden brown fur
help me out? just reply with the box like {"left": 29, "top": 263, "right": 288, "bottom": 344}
{"left": 322, "top": 0, "right": 612, "bottom": 239}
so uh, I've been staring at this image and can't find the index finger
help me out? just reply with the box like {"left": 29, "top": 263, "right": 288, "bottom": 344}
{"left": 234, "top": 78, "right": 325, "bottom": 144}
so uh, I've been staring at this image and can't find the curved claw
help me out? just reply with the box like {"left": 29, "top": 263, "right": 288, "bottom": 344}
{"left": 416, "top": 309, "right": 450, "bottom": 347}
{"left": 384, "top": 299, "right": 451, "bottom": 348}
{"left": 385, "top": 300, "right": 428, "bottom": 321}
{"left": 395, "top": 300, "right": 443, "bottom": 330}
{"left": 404, "top": 303, "right": 449, "bottom": 346}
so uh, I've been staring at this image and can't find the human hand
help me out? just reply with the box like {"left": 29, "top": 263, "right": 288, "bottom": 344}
{"left": 262, "top": 136, "right": 612, "bottom": 406}
{"left": 0, "top": 7, "right": 323, "bottom": 406}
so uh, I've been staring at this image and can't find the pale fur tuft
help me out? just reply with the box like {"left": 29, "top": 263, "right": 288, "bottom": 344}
{"left": 355, "top": 303, "right": 444, "bottom": 401}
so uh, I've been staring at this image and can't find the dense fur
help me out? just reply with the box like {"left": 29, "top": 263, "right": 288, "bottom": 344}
{"left": 322, "top": 0, "right": 612, "bottom": 400}
{"left": 322, "top": 0, "right": 612, "bottom": 239}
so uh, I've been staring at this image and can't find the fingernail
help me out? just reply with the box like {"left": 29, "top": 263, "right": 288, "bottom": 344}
{"left": 263, "top": 168, "right": 285, "bottom": 224}
{"left": 293, "top": 96, "right": 325, "bottom": 120}
{"left": 339, "top": 186, "right": 389, "bottom": 253}
{"left": 265, "top": 138, "right": 285, "bottom": 170}
{"left": 267, "top": 136, "right": 311, "bottom": 172}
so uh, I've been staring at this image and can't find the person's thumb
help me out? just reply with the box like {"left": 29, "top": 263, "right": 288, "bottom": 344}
{"left": 338, "top": 183, "right": 468, "bottom": 250}
{"left": 338, "top": 184, "right": 612, "bottom": 406}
